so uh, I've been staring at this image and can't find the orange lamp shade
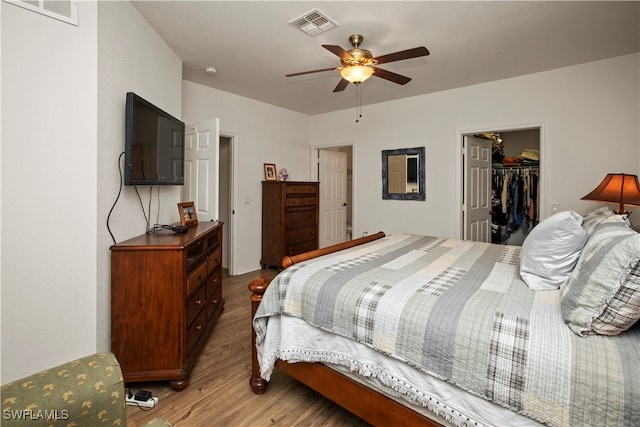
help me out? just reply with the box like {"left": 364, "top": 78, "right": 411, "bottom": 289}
{"left": 581, "top": 173, "right": 640, "bottom": 215}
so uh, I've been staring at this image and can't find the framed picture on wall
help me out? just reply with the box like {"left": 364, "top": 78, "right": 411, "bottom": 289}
{"left": 264, "top": 163, "right": 277, "bottom": 181}
{"left": 177, "top": 201, "right": 198, "bottom": 227}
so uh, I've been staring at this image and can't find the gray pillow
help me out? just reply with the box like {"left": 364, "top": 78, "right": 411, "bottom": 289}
{"left": 561, "top": 222, "right": 640, "bottom": 336}
{"left": 581, "top": 206, "right": 630, "bottom": 237}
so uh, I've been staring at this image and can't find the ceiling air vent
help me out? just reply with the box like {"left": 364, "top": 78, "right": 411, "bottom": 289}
{"left": 289, "top": 9, "right": 338, "bottom": 37}
{"left": 3, "top": 0, "right": 78, "bottom": 26}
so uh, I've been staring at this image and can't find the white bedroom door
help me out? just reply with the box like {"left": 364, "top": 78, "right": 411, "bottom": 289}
{"left": 318, "top": 149, "right": 347, "bottom": 248}
{"left": 464, "top": 135, "right": 492, "bottom": 242}
{"left": 183, "top": 118, "right": 220, "bottom": 221}
{"left": 388, "top": 154, "right": 408, "bottom": 193}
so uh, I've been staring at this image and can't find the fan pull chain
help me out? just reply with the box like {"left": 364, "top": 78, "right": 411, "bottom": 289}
{"left": 355, "top": 83, "right": 363, "bottom": 123}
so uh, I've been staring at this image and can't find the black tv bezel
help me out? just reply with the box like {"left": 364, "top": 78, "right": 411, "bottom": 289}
{"left": 124, "top": 92, "right": 185, "bottom": 186}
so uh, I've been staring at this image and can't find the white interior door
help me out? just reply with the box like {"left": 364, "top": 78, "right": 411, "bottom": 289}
{"left": 464, "top": 135, "right": 492, "bottom": 242}
{"left": 318, "top": 149, "right": 347, "bottom": 248}
{"left": 388, "top": 154, "right": 408, "bottom": 193}
{"left": 219, "top": 136, "right": 232, "bottom": 272}
{"left": 183, "top": 118, "right": 220, "bottom": 221}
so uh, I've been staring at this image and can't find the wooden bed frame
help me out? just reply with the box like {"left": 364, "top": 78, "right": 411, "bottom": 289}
{"left": 249, "top": 232, "right": 441, "bottom": 427}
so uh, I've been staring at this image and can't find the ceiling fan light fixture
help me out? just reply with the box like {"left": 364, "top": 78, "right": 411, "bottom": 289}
{"left": 340, "top": 65, "right": 374, "bottom": 84}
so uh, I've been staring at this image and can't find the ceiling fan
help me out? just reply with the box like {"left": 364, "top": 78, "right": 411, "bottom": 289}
{"left": 286, "top": 34, "right": 430, "bottom": 92}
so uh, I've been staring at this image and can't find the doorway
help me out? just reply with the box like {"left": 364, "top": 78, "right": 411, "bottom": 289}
{"left": 311, "top": 144, "right": 354, "bottom": 246}
{"left": 318, "top": 149, "right": 348, "bottom": 248}
{"left": 219, "top": 134, "right": 237, "bottom": 274}
{"left": 460, "top": 126, "right": 544, "bottom": 245}
{"left": 184, "top": 120, "right": 237, "bottom": 274}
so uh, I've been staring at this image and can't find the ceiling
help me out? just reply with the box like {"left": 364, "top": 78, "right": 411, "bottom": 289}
{"left": 132, "top": 1, "right": 640, "bottom": 116}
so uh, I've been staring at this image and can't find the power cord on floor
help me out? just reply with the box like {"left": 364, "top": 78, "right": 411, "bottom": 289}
{"left": 125, "top": 387, "right": 158, "bottom": 411}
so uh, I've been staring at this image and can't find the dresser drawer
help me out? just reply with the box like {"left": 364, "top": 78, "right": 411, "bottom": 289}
{"left": 286, "top": 196, "right": 317, "bottom": 208}
{"left": 207, "top": 248, "right": 221, "bottom": 275}
{"left": 207, "top": 279, "right": 223, "bottom": 319}
{"left": 286, "top": 210, "right": 316, "bottom": 228}
{"left": 186, "top": 309, "right": 207, "bottom": 355}
{"left": 286, "top": 184, "right": 317, "bottom": 195}
{"left": 285, "top": 225, "right": 317, "bottom": 244}
{"left": 187, "top": 285, "right": 207, "bottom": 326}
{"left": 187, "top": 259, "right": 209, "bottom": 296}
{"left": 286, "top": 240, "right": 317, "bottom": 257}
{"left": 205, "top": 227, "right": 221, "bottom": 250}
{"left": 208, "top": 269, "right": 221, "bottom": 295}
{"left": 186, "top": 239, "right": 206, "bottom": 271}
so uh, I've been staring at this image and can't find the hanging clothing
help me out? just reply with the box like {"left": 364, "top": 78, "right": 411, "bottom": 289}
{"left": 491, "top": 167, "right": 539, "bottom": 244}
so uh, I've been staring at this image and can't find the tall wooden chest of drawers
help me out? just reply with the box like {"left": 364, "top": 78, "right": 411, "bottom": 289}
{"left": 261, "top": 181, "right": 319, "bottom": 269}
{"left": 110, "top": 221, "right": 223, "bottom": 391}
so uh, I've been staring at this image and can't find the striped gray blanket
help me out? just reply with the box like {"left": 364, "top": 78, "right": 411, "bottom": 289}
{"left": 254, "top": 234, "right": 640, "bottom": 426}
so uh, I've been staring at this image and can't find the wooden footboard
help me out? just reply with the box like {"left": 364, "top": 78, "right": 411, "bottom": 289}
{"left": 249, "top": 232, "right": 442, "bottom": 426}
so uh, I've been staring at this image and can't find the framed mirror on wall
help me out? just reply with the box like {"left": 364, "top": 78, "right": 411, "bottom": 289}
{"left": 382, "top": 147, "right": 426, "bottom": 200}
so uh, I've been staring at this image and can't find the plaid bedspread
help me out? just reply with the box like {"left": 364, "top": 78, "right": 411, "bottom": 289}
{"left": 254, "top": 234, "right": 640, "bottom": 426}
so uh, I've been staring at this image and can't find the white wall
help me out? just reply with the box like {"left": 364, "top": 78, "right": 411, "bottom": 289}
{"left": 96, "top": 1, "right": 183, "bottom": 352}
{"left": 1, "top": 1, "right": 98, "bottom": 382}
{"left": 1, "top": 0, "right": 3, "bottom": 379}
{"left": 310, "top": 54, "right": 640, "bottom": 239}
{"left": 182, "top": 81, "right": 311, "bottom": 274}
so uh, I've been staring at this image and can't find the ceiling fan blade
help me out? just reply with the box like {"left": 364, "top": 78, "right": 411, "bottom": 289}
{"left": 372, "top": 67, "right": 412, "bottom": 85}
{"left": 286, "top": 67, "right": 338, "bottom": 77}
{"left": 322, "top": 44, "right": 354, "bottom": 63}
{"left": 373, "top": 46, "right": 429, "bottom": 65}
{"left": 333, "top": 78, "right": 349, "bottom": 92}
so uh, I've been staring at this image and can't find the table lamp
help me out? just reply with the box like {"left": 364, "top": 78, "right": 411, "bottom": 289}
{"left": 581, "top": 173, "right": 640, "bottom": 216}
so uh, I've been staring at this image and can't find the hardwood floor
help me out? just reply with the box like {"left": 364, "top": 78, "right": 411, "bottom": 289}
{"left": 125, "top": 268, "right": 371, "bottom": 427}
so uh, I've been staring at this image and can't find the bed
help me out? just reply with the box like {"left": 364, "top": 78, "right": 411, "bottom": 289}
{"left": 249, "top": 208, "right": 640, "bottom": 426}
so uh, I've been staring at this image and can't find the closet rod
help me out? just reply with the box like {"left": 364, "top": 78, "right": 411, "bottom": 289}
{"left": 493, "top": 166, "right": 539, "bottom": 174}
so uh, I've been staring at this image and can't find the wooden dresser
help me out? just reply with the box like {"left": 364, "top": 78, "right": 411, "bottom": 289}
{"left": 110, "top": 221, "right": 223, "bottom": 391}
{"left": 261, "top": 181, "right": 319, "bottom": 269}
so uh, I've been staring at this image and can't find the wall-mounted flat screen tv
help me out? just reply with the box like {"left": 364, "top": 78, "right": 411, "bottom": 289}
{"left": 124, "top": 92, "right": 185, "bottom": 186}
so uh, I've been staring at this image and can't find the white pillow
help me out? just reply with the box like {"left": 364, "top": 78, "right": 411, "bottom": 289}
{"left": 519, "top": 210, "right": 587, "bottom": 290}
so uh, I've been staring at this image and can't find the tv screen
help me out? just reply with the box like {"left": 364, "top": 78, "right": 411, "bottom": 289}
{"left": 124, "top": 92, "right": 185, "bottom": 186}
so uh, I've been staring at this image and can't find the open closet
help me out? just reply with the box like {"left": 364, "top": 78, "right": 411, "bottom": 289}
{"left": 463, "top": 127, "right": 541, "bottom": 246}
{"left": 480, "top": 129, "right": 541, "bottom": 245}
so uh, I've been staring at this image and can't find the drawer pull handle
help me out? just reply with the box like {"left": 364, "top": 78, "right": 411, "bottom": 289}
{"left": 195, "top": 324, "right": 203, "bottom": 332}
{"left": 194, "top": 299, "right": 202, "bottom": 306}
{"left": 212, "top": 298, "right": 219, "bottom": 305}
{"left": 212, "top": 277, "right": 219, "bottom": 284}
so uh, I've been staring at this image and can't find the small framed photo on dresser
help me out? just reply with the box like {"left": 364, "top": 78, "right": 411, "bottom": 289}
{"left": 178, "top": 201, "right": 198, "bottom": 227}
{"left": 264, "top": 163, "right": 277, "bottom": 181}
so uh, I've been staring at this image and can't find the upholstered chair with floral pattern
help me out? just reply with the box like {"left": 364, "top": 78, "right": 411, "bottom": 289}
{"left": 1, "top": 352, "right": 171, "bottom": 426}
